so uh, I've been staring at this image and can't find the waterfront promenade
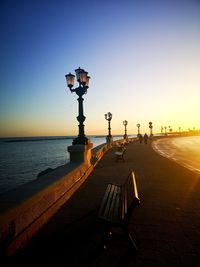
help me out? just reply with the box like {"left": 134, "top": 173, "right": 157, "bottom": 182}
{"left": 4, "top": 139, "right": 200, "bottom": 267}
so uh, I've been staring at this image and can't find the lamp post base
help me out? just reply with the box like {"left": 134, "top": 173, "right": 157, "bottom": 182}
{"left": 106, "top": 135, "right": 113, "bottom": 145}
{"left": 72, "top": 136, "right": 89, "bottom": 145}
{"left": 123, "top": 134, "right": 128, "bottom": 142}
{"left": 68, "top": 142, "right": 93, "bottom": 164}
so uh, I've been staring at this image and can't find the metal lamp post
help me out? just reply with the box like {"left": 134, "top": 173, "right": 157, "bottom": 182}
{"left": 136, "top": 123, "right": 140, "bottom": 137}
{"left": 149, "top": 121, "right": 153, "bottom": 137}
{"left": 164, "top": 126, "right": 167, "bottom": 136}
{"left": 105, "top": 112, "right": 112, "bottom": 143}
{"left": 65, "top": 67, "right": 90, "bottom": 145}
{"left": 161, "top": 126, "right": 164, "bottom": 135}
{"left": 123, "top": 120, "right": 128, "bottom": 140}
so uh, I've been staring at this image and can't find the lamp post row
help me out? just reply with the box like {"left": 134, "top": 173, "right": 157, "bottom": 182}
{"left": 65, "top": 68, "right": 155, "bottom": 146}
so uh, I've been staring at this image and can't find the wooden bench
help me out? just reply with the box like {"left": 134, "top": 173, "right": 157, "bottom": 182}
{"left": 115, "top": 145, "right": 126, "bottom": 161}
{"left": 98, "top": 171, "right": 140, "bottom": 251}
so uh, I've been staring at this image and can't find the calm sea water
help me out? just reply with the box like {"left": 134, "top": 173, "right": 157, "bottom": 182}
{"left": 152, "top": 136, "right": 200, "bottom": 174}
{"left": 0, "top": 136, "right": 124, "bottom": 195}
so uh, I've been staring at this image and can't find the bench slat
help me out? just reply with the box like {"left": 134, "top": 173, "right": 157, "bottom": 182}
{"left": 121, "top": 185, "right": 126, "bottom": 220}
{"left": 103, "top": 184, "right": 116, "bottom": 219}
{"left": 99, "top": 184, "right": 119, "bottom": 220}
{"left": 108, "top": 185, "right": 120, "bottom": 222}
{"left": 98, "top": 170, "right": 140, "bottom": 251}
{"left": 98, "top": 171, "right": 140, "bottom": 223}
{"left": 98, "top": 184, "right": 112, "bottom": 218}
{"left": 112, "top": 186, "right": 121, "bottom": 223}
{"left": 131, "top": 171, "right": 139, "bottom": 201}
{"left": 127, "top": 174, "right": 134, "bottom": 206}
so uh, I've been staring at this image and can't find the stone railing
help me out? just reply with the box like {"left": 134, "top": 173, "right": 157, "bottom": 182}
{"left": 0, "top": 141, "right": 112, "bottom": 257}
{"left": 0, "top": 137, "right": 137, "bottom": 257}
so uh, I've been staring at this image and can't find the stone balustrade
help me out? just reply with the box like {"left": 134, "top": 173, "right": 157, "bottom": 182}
{"left": 0, "top": 141, "right": 112, "bottom": 257}
{"left": 0, "top": 137, "right": 134, "bottom": 257}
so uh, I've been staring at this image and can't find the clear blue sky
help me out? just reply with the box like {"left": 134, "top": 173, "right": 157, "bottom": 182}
{"left": 1, "top": 0, "right": 200, "bottom": 137}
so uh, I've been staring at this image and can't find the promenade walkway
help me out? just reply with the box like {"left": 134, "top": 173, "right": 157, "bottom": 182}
{"left": 4, "top": 139, "right": 200, "bottom": 267}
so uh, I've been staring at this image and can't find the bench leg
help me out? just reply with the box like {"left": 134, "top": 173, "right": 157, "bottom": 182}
{"left": 101, "top": 225, "right": 138, "bottom": 252}
{"left": 127, "top": 232, "right": 138, "bottom": 252}
{"left": 103, "top": 231, "right": 113, "bottom": 250}
{"left": 101, "top": 224, "right": 112, "bottom": 250}
{"left": 122, "top": 225, "right": 138, "bottom": 252}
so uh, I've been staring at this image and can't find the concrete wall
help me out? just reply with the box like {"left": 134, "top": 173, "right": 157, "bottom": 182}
{"left": 0, "top": 142, "right": 112, "bottom": 257}
{"left": 0, "top": 138, "right": 132, "bottom": 257}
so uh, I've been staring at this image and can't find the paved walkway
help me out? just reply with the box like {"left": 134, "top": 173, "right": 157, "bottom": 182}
{"left": 4, "top": 140, "right": 200, "bottom": 267}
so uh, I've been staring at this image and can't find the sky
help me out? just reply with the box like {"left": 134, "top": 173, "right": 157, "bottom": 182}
{"left": 1, "top": 0, "right": 200, "bottom": 137}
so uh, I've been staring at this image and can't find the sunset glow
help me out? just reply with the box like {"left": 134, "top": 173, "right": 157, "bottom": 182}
{"left": 1, "top": 0, "right": 200, "bottom": 137}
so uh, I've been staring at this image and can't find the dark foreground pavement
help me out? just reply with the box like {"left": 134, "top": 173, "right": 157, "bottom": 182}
{"left": 4, "top": 140, "right": 200, "bottom": 267}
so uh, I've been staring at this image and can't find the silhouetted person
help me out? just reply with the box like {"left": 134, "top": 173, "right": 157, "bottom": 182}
{"left": 144, "top": 133, "right": 148, "bottom": 144}
{"left": 139, "top": 134, "right": 143, "bottom": 143}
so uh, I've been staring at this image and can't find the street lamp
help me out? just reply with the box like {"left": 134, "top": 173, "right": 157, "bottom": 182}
{"left": 105, "top": 112, "right": 112, "bottom": 143}
{"left": 123, "top": 120, "right": 128, "bottom": 140}
{"left": 65, "top": 67, "right": 90, "bottom": 145}
{"left": 149, "top": 122, "right": 153, "bottom": 137}
{"left": 136, "top": 123, "right": 140, "bottom": 137}
{"left": 164, "top": 126, "right": 167, "bottom": 136}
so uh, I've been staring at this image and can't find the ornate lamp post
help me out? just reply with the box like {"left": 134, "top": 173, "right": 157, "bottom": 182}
{"left": 105, "top": 112, "right": 113, "bottom": 143}
{"left": 164, "top": 126, "right": 167, "bottom": 135}
{"left": 149, "top": 121, "right": 153, "bottom": 137}
{"left": 65, "top": 67, "right": 90, "bottom": 145}
{"left": 65, "top": 67, "right": 93, "bottom": 163}
{"left": 161, "top": 126, "right": 164, "bottom": 135}
{"left": 136, "top": 123, "right": 140, "bottom": 137}
{"left": 123, "top": 120, "right": 128, "bottom": 141}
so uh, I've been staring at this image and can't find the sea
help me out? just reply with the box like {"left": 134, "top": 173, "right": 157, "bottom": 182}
{"left": 1, "top": 135, "right": 199, "bottom": 196}
{"left": 0, "top": 135, "right": 125, "bottom": 195}
{"left": 152, "top": 136, "right": 200, "bottom": 175}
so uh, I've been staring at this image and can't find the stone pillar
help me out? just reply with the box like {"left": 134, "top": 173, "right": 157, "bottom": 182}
{"left": 106, "top": 136, "right": 113, "bottom": 147}
{"left": 67, "top": 142, "right": 93, "bottom": 165}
